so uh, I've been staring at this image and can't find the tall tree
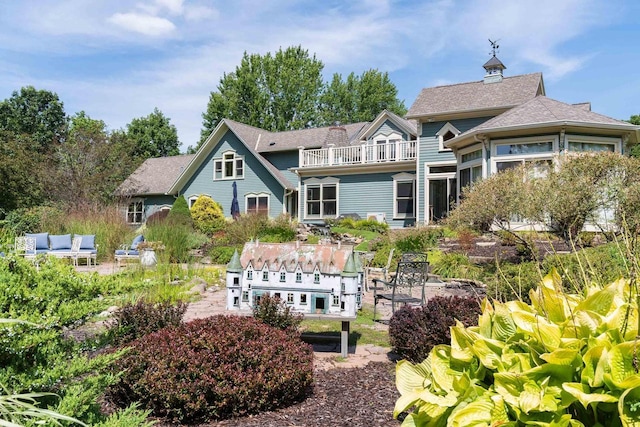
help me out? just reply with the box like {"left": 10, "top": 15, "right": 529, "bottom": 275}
{"left": 0, "top": 86, "right": 67, "bottom": 153}
{"left": 0, "top": 132, "right": 46, "bottom": 214}
{"left": 628, "top": 114, "right": 640, "bottom": 158}
{"left": 199, "top": 46, "right": 324, "bottom": 145}
{"left": 319, "top": 69, "right": 407, "bottom": 125}
{"left": 126, "top": 108, "right": 180, "bottom": 159}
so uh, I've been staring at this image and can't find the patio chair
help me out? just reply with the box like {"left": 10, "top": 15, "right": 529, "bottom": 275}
{"left": 76, "top": 234, "right": 98, "bottom": 267}
{"left": 115, "top": 235, "right": 144, "bottom": 267}
{"left": 372, "top": 253, "right": 429, "bottom": 320}
{"left": 15, "top": 236, "right": 37, "bottom": 259}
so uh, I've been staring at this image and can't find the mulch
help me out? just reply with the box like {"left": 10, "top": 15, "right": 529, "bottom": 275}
{"left": 154, "top": 362, "right": 401, "bottom": 427}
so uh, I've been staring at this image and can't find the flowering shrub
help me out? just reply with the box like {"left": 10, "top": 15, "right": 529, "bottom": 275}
{"left": 395, "top": 272, "right": 640, "bottom": 426}
{"left": 108, "top": 315, "right": 313, "bottom": 423}
{"left": 106, "top": 299, "right": 187, "bottom": 345}
{"left": 389, "top": 296, "right": 480, "bottom": 363}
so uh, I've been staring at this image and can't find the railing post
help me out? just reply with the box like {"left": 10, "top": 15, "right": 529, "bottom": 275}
{"left": 328, "top": 144, "right": 334, "bottom": 166}
{"left": 298, "top": 146, "right": 305, "bottom": 167}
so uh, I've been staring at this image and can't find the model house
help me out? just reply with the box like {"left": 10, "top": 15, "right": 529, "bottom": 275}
{"left": 116, "top": 54, "right": 640, "bottom": 228}
{"left": 225, "top": 241, "right": 364, "bottom": 316}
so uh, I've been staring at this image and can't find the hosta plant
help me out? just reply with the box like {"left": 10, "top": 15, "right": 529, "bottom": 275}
{"left": 395, "top": 270, "right": 640, "bottom": 426}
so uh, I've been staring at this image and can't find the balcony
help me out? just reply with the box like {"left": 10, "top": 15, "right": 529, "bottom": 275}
{"left": 299, "top": 140, "right": 417, "bottom": 168}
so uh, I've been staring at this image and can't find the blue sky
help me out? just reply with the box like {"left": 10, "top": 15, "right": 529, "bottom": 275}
{"left": 1, "top": 0, "right": 638, "bottom": 151}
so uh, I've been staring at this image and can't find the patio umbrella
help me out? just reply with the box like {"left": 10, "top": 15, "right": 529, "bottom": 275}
{"left": 231, "top": 181, "right": 240, "bottom": 219}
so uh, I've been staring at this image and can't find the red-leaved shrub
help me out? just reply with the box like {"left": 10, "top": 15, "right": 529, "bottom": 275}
{"left": 389, "top": 295, "right": 481, "bottom": 363}
{"left": 106, "top": 299, "right": 187, "bottom": 345}
{"left": 108, "top": 315, "right": 314, "bottom": 423}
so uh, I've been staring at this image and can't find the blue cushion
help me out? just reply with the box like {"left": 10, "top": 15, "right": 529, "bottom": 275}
{"left": 131, "top": 235, "right": 144, "bottom": 250}
{"left": 78, "top": 234, "right": 96, "bottom": 250}
{"left": 49, "top": 234, "right": 72, "bottom": 250}
{"left": 26, "top": 232, "right": 49, "bottom": 250}
{"left": 115, "top": 249, "right": 139, "bottom": 256}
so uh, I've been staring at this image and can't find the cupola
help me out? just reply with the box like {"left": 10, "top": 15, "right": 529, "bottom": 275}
{"left": 483, "top": 39, "right": 506, "bottom": 84}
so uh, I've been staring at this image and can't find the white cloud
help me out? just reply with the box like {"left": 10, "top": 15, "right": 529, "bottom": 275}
{"left": 108, "top": 12, "right": 177, "bottom": 37}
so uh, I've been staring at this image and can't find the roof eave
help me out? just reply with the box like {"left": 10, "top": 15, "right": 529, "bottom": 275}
{"left": 406, "top": 105, "right": 514, "bottom": 122}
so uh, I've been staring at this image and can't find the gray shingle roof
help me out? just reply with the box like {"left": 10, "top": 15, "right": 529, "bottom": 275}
{"left": 406, "top": 72, "right": 544, "bottom": 119}
{"left": 254, "top": 121, "right": 369, "bottom": 153}
{"left": 470, "top": 96, "right": 633, "bottom": 132}
{"left": 115, "top": 154, "right": 195, "bottom": 196}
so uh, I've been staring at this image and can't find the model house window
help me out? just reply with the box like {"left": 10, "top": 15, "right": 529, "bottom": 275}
{"left": 332, "top": 295, "right": 340, "bottom": 306}
{"left": 274, "top": 292, "right": 281, "bottom": 300}
{"left": 127, "top": 201, "right": 144, "bottom": 224}
{"left": 213, "top": 151, "right": 244, "bottom": 180}
{"left": 300, "top": 294, "right": 307, "bottom": 305}
{"left": 242, "top": 291, "right": 249, "bottom": 302}
{"left": 305, "top": 179, "right": 338, "bottom": 219}
{"left": 296, "top": 272, "right": 302, "bottom": 283}
{"left": 279, "top": 271, "right": 286, "bottom": 282}
{"left": 246, "top": 194, "right": 269, "bottom": 215}
{"left": 247, "top": 269, "right": 253, "bottom": 280}
{"left": 287, "top": 293, "right": 294, "bottom": 304}
{"left": 233, "top": 297, "right": 239, "bottom": 306}
{"left": 314, "top": 272, "right": 320, "bottom": 283}
{"left": 262, "top": 270, "right": 268, "bottom": 281}
{"left": 436, "top": 123, "right": 460, "bottom": 151}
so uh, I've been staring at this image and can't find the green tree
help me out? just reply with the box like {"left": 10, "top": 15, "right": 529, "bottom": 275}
{"left": 629, "top": 114, "right": 640, "bottom": 158}
{"left": 167, "top": 195, "right": 192, "bottom": 226}
{"left": 126, "top": 108, "right": 180, "bottom": 159}
{"left": 190, "top": 195, "right": 225, "bottom": 234}
{"left": 198, "top": 46, "right": 325, "bottom": 146}
{"left": 0, "top": 86, "right": 67, "bottom": 153}
{"left": 319, "top": 69, "right": 407, "bottom": 125}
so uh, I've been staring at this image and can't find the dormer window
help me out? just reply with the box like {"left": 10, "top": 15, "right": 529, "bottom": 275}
{"left": 436, "top": 123, "right": 460, "bottom": 152}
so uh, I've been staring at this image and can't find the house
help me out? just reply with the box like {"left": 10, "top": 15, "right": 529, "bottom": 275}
{"left": 116, "top": 54, "right": 640, "bottom": 228}
{"left": 225, "top": 241, "right": 364, "bottom": 316}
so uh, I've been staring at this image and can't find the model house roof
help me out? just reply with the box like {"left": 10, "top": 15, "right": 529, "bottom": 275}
{"left": 240, "top": 241, "right": 360, "bottom": 275}
{"left": 406, "top": 72, "right": 544, "bottom": 119}
{"left": 115, "top": 154, "right": 195, "bottom": 196}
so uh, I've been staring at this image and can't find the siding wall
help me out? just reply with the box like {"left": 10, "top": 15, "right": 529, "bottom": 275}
{"left": 179, "top": 130, "right": 285, "bottom": 218}
{"left": 370, "top": 120, "right": 410, "bottom": 140}
{"left": 260, "top": 151, "right": 298, "bottom": 184}
{"left": 300, "top": 172, "right": 416, "bottom": 228}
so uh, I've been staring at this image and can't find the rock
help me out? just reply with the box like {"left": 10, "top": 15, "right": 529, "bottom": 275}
{"left": 190, "top": 283, "right": 207, "bottom": 294}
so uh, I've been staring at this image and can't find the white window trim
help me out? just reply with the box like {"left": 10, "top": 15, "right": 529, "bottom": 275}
{"left": 490, "top": 135, "right": 558, "bottom": 176}
{"left": 436, "top": 123, "right": 460, "bottom": 152}
{"left": 188, "top": 194, "right": 211, "bottom": 209}
{"left": 371, "top": 132, "right": 402, "bottom": 145}
{"left": 392, "top": 172, "right": 416, "bottom": 219}
{"left": 303, "top": 177, "right": 340, "bottom": 220}
{"left": 245, "top": 192, "right": 270, "bottom": 215}
{"left": 126, "top": 199, "right": 144, "bottom": 224}
{"left": 213, "top": 150, "right": 244, "bottom": 180}
{"left": 565, "top": 134, "right": 621, "bottom": 154}
{"left": 458, "top": 144, "right": 484, "bottom": 195}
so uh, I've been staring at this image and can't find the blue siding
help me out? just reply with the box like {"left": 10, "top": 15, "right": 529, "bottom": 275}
{"left": 301, "top": 172, "right": 416, "bottom": 228}
{"left": 261, "top": 151, "right": 299, "bottom": 184}
{"left": 370, "top": 120, "right": 409, "bottom": 140}
{"left": 144, "top": 195, "right": 175, "bottom": 218}
{"left": 179, "top": 130, "right": 285, "bottom": 218}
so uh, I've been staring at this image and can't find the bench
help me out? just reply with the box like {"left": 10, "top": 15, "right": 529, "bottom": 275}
{"left": 372, "top": 253, "right": 429, "bottom": 319}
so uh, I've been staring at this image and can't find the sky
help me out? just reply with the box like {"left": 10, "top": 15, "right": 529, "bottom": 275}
{"left": 1, "top": 0, "right": 638, "bottom": 151}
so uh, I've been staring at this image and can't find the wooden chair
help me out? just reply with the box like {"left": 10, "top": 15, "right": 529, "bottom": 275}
{"left": 372, "top": 253, "right": 429, "bottom": 320}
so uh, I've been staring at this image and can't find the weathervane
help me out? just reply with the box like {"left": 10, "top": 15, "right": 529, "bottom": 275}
{"left": 488, "top": 39, "right": 500, "bottom": 57}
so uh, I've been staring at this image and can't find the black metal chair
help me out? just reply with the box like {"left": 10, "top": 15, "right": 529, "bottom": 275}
{"left": 372, "top": 253, "right": 429, "bottom": 319}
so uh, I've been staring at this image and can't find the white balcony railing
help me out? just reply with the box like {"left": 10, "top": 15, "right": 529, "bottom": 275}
{"left": 300, "top": 141, "right": 417, "bottom": 168}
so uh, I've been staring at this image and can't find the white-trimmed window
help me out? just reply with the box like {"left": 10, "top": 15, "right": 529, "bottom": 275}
{"left": 126, "top": 200, "right": 144, "bottom": 224}
{"left": 279, "top": 271, "right": 286, "bottom": 282}
{"left": 436, "top": 123, "right": 460, "bottom": 151}
{"left": 300, "top": 293, "right": 307, "bottom": 305}
{"left": 242, "top": 291, "right": 249, "bottom": 302}
{"left": 213, "top": 151, "right": 244, "bottom": 180}
{"left": 296, "top": 271, "right": 302, "bottom": 283}
{"left": 332, "top": 295, "right": 340, "bottom": 306}
{"left": 370, "top": 132, "right": 401, "bottom": 161}
{"left": 246, "top": 193, "right": 269, "bottom": 215}
{"left": 393, "top": 173, "right": 416, "bottom": 219}
{"left": 566, "top": 135, "right": 620, "bottom": 154}
{"left": 491, "top": 136, "right": 557, "bottom": 178}
{"left": 304, "top": 177, "right": 339, "bottom": 219}
{"left": 458, "top": 145, "right": 483, "bottom": 191}
{"left": 188, "top": 195, "right": 199, "bottom": 208}
{"left": 287, "top": 293, "right": 294, "bottom": 304}
{"left": 314, "top": 272, "right": 320, "bottom": 284}
{"left": 247, "top": 267, "right": 253, "bottom": 280}
{"left": 262, "top": 270, "right": 268, "bottom": 281}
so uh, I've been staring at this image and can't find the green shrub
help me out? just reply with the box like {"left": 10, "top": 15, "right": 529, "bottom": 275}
{"left": 394, "top": 272, "right": 640, "bottom": 426}
{"left": 108, "top": 315, "right": 313, "bottom": 423}
{"left": 106, "top": 300, "right": 188, "bottom": 345}
{"left": 430, "top": 252, "right": 481, "bottom": 280}
{"left": 167, "top": 195, "right": 192, "bottom": 226}
{"left": 389, "top": 296, "right": 481, "bottom": 363}
{"left": 392, "top": 228, "right": 442, "bottom": 253}
{"left": 4, "top": 205, "right": 64, "bottom": 234}
{"left": 259, "top": 214, "right": 296, "bottom": 242}
{"left": 207, "top": 245, "right": 238, "bottom": 264}
{"left": 190, "top": 195, "right": 225, "bottom": 234}
{"left": 252, "top": 295, "right": 303, "bottom": 332}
